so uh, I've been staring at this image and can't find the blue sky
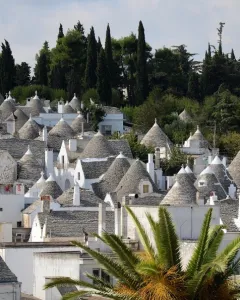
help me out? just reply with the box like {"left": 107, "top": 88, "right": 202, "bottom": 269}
{"left": 0, "top": 0, "right": 238, "bottom": 69}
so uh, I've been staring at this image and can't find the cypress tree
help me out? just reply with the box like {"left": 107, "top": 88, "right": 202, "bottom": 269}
{"left": 187, "top": 72, "right": 200, "bottom": 100}
{"left": 0, "top": 40, "right": 15, "bottom": 95}
{"left": 15, "top": 62, "right": 30, "bottom": 86}
{"left": 231, "top": 49, "right": 236, "bottom": 61}
{"left": 97, "top": 48, "right": 112, "bottom": 105}
{"left": 58, "top": 23, "right": 64, "bottom": 39}
{"left": 136, "top": 21, "right": 148, "bottom": 104}
{"left": 97, "top": 37, "right": 102, "bottom": 54}
{"left": 105, "top": 24, "right": 114, "bottom": 87}
{"left": 34, "top": 42, "right": 50, "bottom": 86}
{"left": 84, "top": 27, "right": 97, "bottom": 89}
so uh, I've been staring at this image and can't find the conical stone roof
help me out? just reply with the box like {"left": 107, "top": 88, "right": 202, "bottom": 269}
{"left": 18, "top": 115, "right": 41, "bottom": 139}
{"left": 31, "top": 171, "right": 46, "bottom": 190}
{"left": 190, "top": 125, "right": 208, "bottom": 148}
{"left": 92, "top": 152, "right": 131, "bottom": 199}
{"left": 114, "top": 159, "right": 159, "bottom": 202}
{"left": 228, "top": 151, "right": 240, "bottom": 188}
{"left": 175, "top": 166, "right": 197, "bottom": 189}
{"left": 140, "top": 119, "right": 172, "bottom": 149}
{"left": 195, "top": 165, "right": 227, "bottom": 200}
{"left": 40, "top": 174, "right": 63, "bottom": 199}
{"left": 71, "top": 113, "right": 91, "bottom": 134}
{"left": 63, "top": 102, "right": 75, "bottom": 113}
{"left": 80, "top": 131, "right": 115, "bottom": 158}
{"left": 161, "top": 179, "right": 196, "bottom": 205}
{"left": 69, "top": 93, "right": 81, "bottom": 111}
{"left": 210, "top": 156, "right": 233, "bottom": 192}
{"left": 185, "top": 165, "right": 196, "bottom": 182}
{"left": 48, "top": 116, "right": 75, "bottom": 138}
{"left": 28, "top": 91, "right": 45, "bottom": 116}
{"left": 179, "top": 109, "right": 192, "bottom": 122}
{"left": 0, "top": 99, "right": 15, "bottom": 121}
{"left": 18, "top": 146, "right": 42, "bottom": 181}
{"left": 5, "top": 109, "right": 28, "bottom": 132}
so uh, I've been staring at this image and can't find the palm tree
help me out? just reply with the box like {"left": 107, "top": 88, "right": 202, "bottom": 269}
{"left": 44, "top": 207, "right": 240, "bottom": 300}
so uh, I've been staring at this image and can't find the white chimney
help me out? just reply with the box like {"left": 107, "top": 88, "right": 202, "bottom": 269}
{"left": 69, "top": 139, "right": 77, "bottom": 152}
{"left": 222, "top": 156, "right": 227, "bottom": 167}
{"left": 81, "top": 122, "right": 84, "bottom": 136}
{"left": 147, "top": 153, "right": 155, "bottom": 182}
{"left": 208, "top": 156, "right": 213, "bottom": 164}
{"left": 98, "top": 202, "right": 106, "bottom": 237}
{"left": 45, "top": 148, "right": 54, "bottom": 177}
{"left": 155, "top": 148, "right": 160, "bottom": 169}
{"left": 58, "top": 101, "right": 64, "bottom": 113}
{"left": 73, "top": 184, "right": 80, "bottom": 206}
{"left": 209, "top": 191, "right": 218, "bottom": 205}
{"left": 196, "top": 191, "right": 205, "bottom": 205}
{"left": 40, "top": 195, "right": 51, "bottom": 213}
{"left": 228, "top": 184, "right": 236, "bottom": 199}
{"left": 43, "top": 126, "right": 47, "bottom": 145}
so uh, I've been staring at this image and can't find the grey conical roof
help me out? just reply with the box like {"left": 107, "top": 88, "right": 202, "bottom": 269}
{"left": 27, "top": 92, "right": 45, "bottom": 116}
{"left": 0, "top": 93, "right": 4, "bottom": 104}
{"left": 48, "top": 117, "right": 75, "bottom": 138}
{"left": 31, "top": 171, "right": 46, "bottom": 190}
{"left": 40, "top": 174, "right": 63, "bottom": 199}
{"left": 140, "top": 119, "right": 172, "bottom": 148}
{"left": 185, "top": 165, "right": 196, "bottom": 182}
{"left": 92, "top": 152, "right": 131, "bottom": 199}
{"left": 63, "top": 102, "right": 75, "bottom": 113}
{"left": 210, "top": 156, "right": 233, "bottom": 191}
{"left": 71, "top": 113, "right": 91, "bottom": 134}
{"left": 81, "top": 131, "right": 115, "bottom": 158}
{"left": 0, "top": 256, "right": 18, "bottom": 282}
{"left": 175, "top": 166, "right": 197, "bottom": 188}
{"left": 195, "top": 166, "right": 227, "bottom": 200}
{"left": 18, "top": 115, "right": 41, "bottom": 139}
{"left": 18, "top": 146, "right": 42, "bottom": 181}
{"left": 69, "top": 93, "right": 81, "bottom": 111}
{"left": 0, "top": 100, "right": 15, "bottom": 121}
{"left": 228, "top": 151, "right": 240, "bottom": 188}
{"left": 5, "top": 109, "right": 28, "bottom": 132}
{"left": 115, "top": 159, "right": 159, "bottom": 201}
{"left": 179, "top": 109, "right": 192, "bottom": 122}
{"left": 190, "top": 125, "right": 208, "bottom": 148}
{"left": 161, "top": 179, "right": 196, "bottom": 205}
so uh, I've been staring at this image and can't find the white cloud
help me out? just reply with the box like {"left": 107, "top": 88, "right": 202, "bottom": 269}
{"left": 0, "top": 0, "right": 239, "bottom": 71}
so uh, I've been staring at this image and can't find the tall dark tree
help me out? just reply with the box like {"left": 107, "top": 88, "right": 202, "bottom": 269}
{"left": 231, "top": 49, "right": 236, "bottom": 61}
{"left": 0, "top": 40, "right": 15, "bottom": 95}
{"left": 34, "top": 41, "right": 51, "bottom": 86}
{"left": 50, "top": 64, "right": 67, "bottom": 90}
{"left": 187, "top": 72, "right": 200, "bottom": 100}
{"left": 57, "top": 23, "right": 64, "bottom": 39}
{"left": 97, "top": 48, "right": 112, "bottom": 105}
{"left": 15, "top": 62, "right": 30, "bottom": 86}
{"left": 84, "top": 27, "right": 97, "bottom": 89}
{"left": 105, "top": 24, "right": 114, "bottom": 88}
{"left": 97, "top": 37, "right": 102, "bottom": 53}
{"left": 66, "top": 69, "right": 81, "bottom": 100}
{"left": 74, "top": 20, "right": 87, "bottom": 46}
{"left": 136, "top": 21, "right": 148, "bottom": 104}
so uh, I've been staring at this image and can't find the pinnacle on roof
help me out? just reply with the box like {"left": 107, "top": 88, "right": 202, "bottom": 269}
{"left": 140, "top": 119, "right": 172, "bottom": 148}
{"left": 7, "top": 91, "right": 13, "bottom": 101}
{"left": 178, "top": 165, "right": 186, "bottom": 174}
{"left": 38, "top": 171, "right": 45, "bottom": 183}
{"left": 185, "top": 165, "right": 193, "bottom": 174}
{"left": 25, "top": 145, "right": 32, "bottom": 155}
{"left": 116, "top": 151, "right": 126, "bottom": 159}
{"left": 33, "top": 90, "right": 39, "bottom": 100}
{"left": 69, "top": 93, "right": 81, "bottom": 111}
{"left": 46, "top": 173, "right": 55, "bottom": 182}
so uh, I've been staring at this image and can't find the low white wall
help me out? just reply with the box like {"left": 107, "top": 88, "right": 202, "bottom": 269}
{"left": 0, "top": 282, "right": 21, "bottom": 300}
{"left": 0, "top": 195, "right": 25, "bottom": 227}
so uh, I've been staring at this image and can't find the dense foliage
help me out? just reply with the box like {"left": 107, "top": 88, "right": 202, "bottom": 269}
{"left": 2, "top": 21, "right": 240, "bottom": 155}
{"left": 45, "top": 207, "right": 240, "bottom": 299}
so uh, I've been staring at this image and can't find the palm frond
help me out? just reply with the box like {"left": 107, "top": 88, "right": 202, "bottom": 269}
{"left": 157, "top": 207, "right": 181, "bottom": 270}
{"left": 125, "top": 206, "right": 155, "bottom": 261}
{"left": 71, "top": 241, "right": 140, "bottom": 289}
{"left": 203, "top": 225, "right": 225, "bottom": 264}
{"left": 61, "top": 290, "right": 89, "bottom": 300}
{"left": 186, "top": 208, "right": 212, "bottom": 277}
{"left": 44, "top": 277, "right": 101, "bottom": 291}
{"left": 85, "top": 273, "right": 114, "bottom": 289}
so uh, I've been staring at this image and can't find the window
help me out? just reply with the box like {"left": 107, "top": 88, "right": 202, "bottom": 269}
{"left": 101, "top": 270, "right": 110, "bottom": 283}
{"left": 92, "top": 269, "right": 100, "bottom": 284}
{"left": 143, "top": 185, "right": 149, "bottom": 193}
{"left": 17, "top": 221, "right": 22, "bottom": 227}
{"left": 0, "top": 208, "right": 2, "bottom": 211}
{"left": 61, "top": 155, "right": 64, "bottom": 165}
{"left": 102, "top": 125, "right": 112, "bottom": 135}
{"left": 78, "top": 172, "right": 80, "bottom": 180}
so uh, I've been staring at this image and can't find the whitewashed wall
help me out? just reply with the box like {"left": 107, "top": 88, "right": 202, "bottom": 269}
{"left": 0, "top": 282, "right": 21, "bottom": 300}
{"left": 0, "top": 223, "right": 12, "bottom": 242}
{"left": 0, "top": 195, "right": 25, "bottom": 227}
{"left": 0, "top": 245, "right": 78, "bottom": 295}
{"left": 99, "top": 113, "right": 123, "bottom": 134}
{"left": 126, "top": 205, "right": 220, "bottom": 243}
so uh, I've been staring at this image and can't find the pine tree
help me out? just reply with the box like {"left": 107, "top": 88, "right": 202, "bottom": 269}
{"left": 97, "top": 48, "right": 112, "bottom": 105}
{"left": 66, "top": 69, "right": 81, "bottom": 100}
{"left": 0, "top": 40, "right": 15, "bottom": 95}
{"left": 58, "top": 23, "right": 64, "bottom": 39}
{"left": 105, "top": 24, "right": 114, "bottom": 86}
{"left": 84, "top": 27, "right": 97, "bottom": 89}
{"left": 187, "top": 72, "right": 200, "bottom": 100}
{"left": 97, "top": 37, "right": 102, "bottom": 54}
{"left": 15, "top": 62, "right": 30, "bottom": 86}
{"left": 136, "top": 21, "right": 148, "bottom": 104}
